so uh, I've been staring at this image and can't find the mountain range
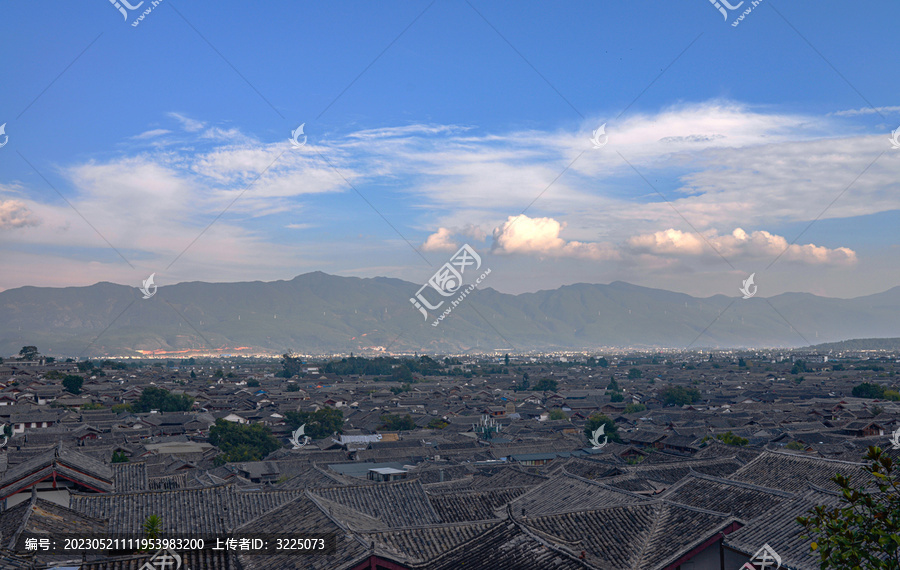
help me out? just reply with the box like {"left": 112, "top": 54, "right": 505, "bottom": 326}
{"left": 2, "top": 272, "right": 899, "bottom": 357}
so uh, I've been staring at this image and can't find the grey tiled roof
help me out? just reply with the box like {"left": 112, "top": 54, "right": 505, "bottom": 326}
{"left": 0, "top": 443, "right": 113, "bottom": 497}
{"left": 522, "top": 500, "right": 736, "bottom": 570}
{"left": 385, "top": 520, "right": 589, "bottom": 570}
{"left": 112, "top": 462, "right": 148, "bottom": 492}
{"left": 69, "top": 483, "right": 305, "bottom": 535}
{"left": 232, "top": 493, "right": 369, "bottom": 570}
{"left": 723, "top": 488, "right": 844, "bottom": 570}
{"left": 427, "top": 487, "right": 527, "bottom": 522}
{"left": 728, "top": 450, "right": 868, "bottom": 493}
{"left": 659, "top": 472, "right": 795, "bottom": 521}
{"left": 366, "top": 521, "right": 499, "bottom": 563}
{"left": 0, "top": 495, "right": 107, "bottom": 550}
{"left": 309, "top": 479, "right": 441, "bottom": 528}
{"left": 510, "top": 472, "right": 648, "bottom": 516}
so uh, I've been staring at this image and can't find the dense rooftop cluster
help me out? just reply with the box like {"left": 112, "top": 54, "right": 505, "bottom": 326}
{"left": 0, "top": 348, "right": 897, "bottom": 568}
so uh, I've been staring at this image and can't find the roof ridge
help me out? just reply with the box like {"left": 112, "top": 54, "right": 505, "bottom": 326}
{"left": 765, "top": 449, "right": 867, "bottom": 466}
{"left": 687, "top": 470, "right": 796, "bottom": 498}
{"left": 632, "top": 501, "right": 664, "bottom": 569}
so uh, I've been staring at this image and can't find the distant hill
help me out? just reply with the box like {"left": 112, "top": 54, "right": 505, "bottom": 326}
{"left": 808, "top": 338, "right": 900, "bottom": 351}
{"left": 2, "top": 272, "right": 899, "bottom": 357}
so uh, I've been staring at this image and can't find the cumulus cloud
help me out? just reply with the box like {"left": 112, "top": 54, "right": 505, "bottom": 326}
{"left": 422, "top": 224, "right": 488, "bottom": 252}
{"left": 627, "top": 227, "right": 857, "bottom": 265}
{"left": 422, "top": 228, "right": 458, "bottom": 252}
{"left": 492, "top": 215, "right": 619, "bottom": 261}
{"left": 0, "top": 200, "right": 40, "bottom": 229}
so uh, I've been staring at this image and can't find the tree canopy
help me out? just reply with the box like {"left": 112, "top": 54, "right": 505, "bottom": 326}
{"left": 852, "top": 382, "right": 885, "bottom": 399}
{"left": 661, "top": 386, "right": 700, "bottom": 406}
{"left": 131, "top": 387, "right": 194, "bottom": 413}
{"left": 380, "top": 413, "right": 416, "bottom": 431}
{"left": 284, "top": 407, "right": 343, "bottom": 439}
{"left": 208, "top": 419, "right": 281, "bottom": 463}
{"left": 18, "top": 346, "right": 39, "bottom": 361}
{"left": 62, "top": 375, "right": 84, "bottom": 395}
{"left": 798, "top": 446, "right": 899, "bottom": 568}
{"left": 584, "top": 414, "right": 621, "bottom": 443}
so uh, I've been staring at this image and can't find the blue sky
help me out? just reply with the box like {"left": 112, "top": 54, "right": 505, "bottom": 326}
{"left": 1, "top": 0, "right": 898, "bottom": 299}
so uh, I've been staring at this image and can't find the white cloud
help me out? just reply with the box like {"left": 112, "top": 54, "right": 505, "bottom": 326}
{"left": 422, "top": 228, "right": 458, "bottom": 252}
{"left": 0, "top": 200, "right": 40, "bottom": 229}
{"left": 492, "top": 215, "right": 619, "bottom": 261}
{"left": 830, "top": 106, "right": 900, "bottom": 117}
{"left": 133, "top": 129, "right": 172, "bottom": 140}
{"left": 627, "top": 227, "right": 857, "bottom": 265}
{"left": 168, "top": 112, "right": 205, "bottom": 132}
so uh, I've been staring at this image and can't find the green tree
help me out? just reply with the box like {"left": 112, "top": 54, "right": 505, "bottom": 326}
{"left": 284, "top": 407, "right": 343, "bottom": 439}
{"left": 190, "top": 370, "right": 197, "bottom": 379}
{"left": 584, "top": 414, "right": 621, "bottom": 443}
{"left": 62, "top": 375, "right": 84, "bottom": 395}
{"left": 607, "top": 378, "right": 620, "bottom": 391}
{"left": 286, "top": 383, "right": 300, "bottom": 392}
{"left": 131, "top": 387, "right": 194, "bottom": 413}
{"left": 716, "top": 431, "right": 749, "bottom": 446}
{"left": 624, "top": 403, "right": 646, "bottom": 414}
{"left": 214, "top": 368, "right": 224, "bottom": 379}
{"left": 111, "top": 450, "right": 129, "bottom": 463}
{"left": 661, "top": 386, "right": 700, "bottom": 406}
{"left": 798, "top": 447, "right": 899, "bottom": 569}
{"left": 208, "top": 419, "right": 281, "bottom": 463}
{"left": 548, "top": 409, "right": 567, "bottom": 420}
{"left": 143, "top": 515, "right": 162, "bottom": 540}
{"left": 379, "top": 413, "right": 416, "bottom": 431}
{"left": 76, "top": 360, "right": 95, "bottom": 373}
{"left": 627, "top": 368, "right": 642, "bottom": 379}
{"left": 785, "top": 441, "right": 806, "bottom": 450}
{"left": 610, "top": 392, "right": 624, "bottom": 402}
{"left": 247, "top": 379, "right": 260, "bottom": 387}
{"left": 504, "top": 353, "right": 510, "bottom": 366}
{"left": 852, "top": 382, "right": 885, "bottom": 399}
{"left": 280, "top": 352, "right": 304, "bottom": 378}
{"left": 514, "top": 376, "right": 531, "bottom": 392}
{"left": 18, "top": 346, "right": 39, "bottom": 361}
{"left": 427, "top": 417, "right": 450, "bottom": 429}
{"left": 532, "top": 378, "right": 558, "bottom": 392}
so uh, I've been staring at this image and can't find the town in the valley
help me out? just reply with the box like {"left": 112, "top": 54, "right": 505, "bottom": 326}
{"left": 0, "top": 345, "right": 897, "bottom": 569}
